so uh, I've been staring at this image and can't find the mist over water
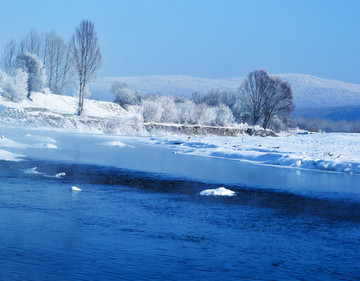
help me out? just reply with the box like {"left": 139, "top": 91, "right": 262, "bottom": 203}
{"left": 0, "top": 159, "right": 359, "bottom": 280}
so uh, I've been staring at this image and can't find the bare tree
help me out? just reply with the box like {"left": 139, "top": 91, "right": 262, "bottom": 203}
{"left": 19, "top": 29, "right": 42, "bottom": 57}
{"left": 262, "top": 77, "right": 295, "bottom": 130}
{"left": 43, "top": 32, "right": 74, "bottom": 94}
{"left": 239, "top": 69, "right": 295, "bottom": 130}
{"left": 70, "top": 20, "right": 102, "bottom": 115}
{"left": 238, "top": 69, "right": 269, "bottom": 126}
{"left": 2, "top": 39, "right": 17, "bottom": 75}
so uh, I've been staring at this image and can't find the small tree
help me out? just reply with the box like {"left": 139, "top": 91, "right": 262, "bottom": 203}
{"left": 0, "top": 69, "right": 28, "bottom": 102}
{"left": 112, "top": 82, "right": 141, "bottom": 108}
{"left": 16, "top": 52, "right": 46, "bottom": 99}
{"left": 70, "top": 20, "right": 102, "bottom": 115}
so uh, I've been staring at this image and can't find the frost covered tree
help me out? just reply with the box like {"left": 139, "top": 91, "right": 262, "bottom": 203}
{"left": 0, "top": 69, "right": 28, "bottom": 102}
{"left": 1, "top": 39, "right": 17, "bottom": 76}
{"left": 43, "top": 32, "right": 74, "bottom": 94}
{"left": 142, "top": 99, "right": 163, "bottom": 123}
{"left": 214, "top": 104, "right": 235, "bottom": 127}
{"left": 19, "top": 29, "right": 42, "bottom": 57}
{"left": 70, "top": 20, "right": 102, "bottom": 115}
{"left": 112, "top": 82, "right": 141, "bottom": 108}
{"left": 16, "top": 52, "right": 46, "bottom": 99}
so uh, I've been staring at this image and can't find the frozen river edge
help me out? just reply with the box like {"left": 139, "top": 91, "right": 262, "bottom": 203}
{"left": 0, "top": 125, "right": 359, "bottom": 198}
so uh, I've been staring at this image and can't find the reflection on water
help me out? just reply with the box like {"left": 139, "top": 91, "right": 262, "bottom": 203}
{"left": 0, "top": 160, "right": 359, "bottom": 280}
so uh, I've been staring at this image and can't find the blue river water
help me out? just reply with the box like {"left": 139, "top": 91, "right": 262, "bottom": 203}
{"left": 1, "top": 159, "right": 360, "bottom": 281}
{"left": 0, "top": 127, "right": 359, "bottom": 280}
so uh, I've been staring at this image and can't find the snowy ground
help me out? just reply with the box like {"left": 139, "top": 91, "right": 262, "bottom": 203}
{"left": 136, "top": 132, "right": 360, "bottom": 175}
{"left": 0, "top": 124, "right": 359, "bottom": 176}
{"left": 0, "top": 91, "right": 359, "bottom": 176}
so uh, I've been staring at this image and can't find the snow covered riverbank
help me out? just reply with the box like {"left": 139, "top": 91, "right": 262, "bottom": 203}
{"left": 0, "top": 91, "right": 359, "bottom": 176}
{"left": 138, "top": 132, "right": 360, "bottom": 175}
{"left": 0, "top": 125, "right": 359, "bottom": 177}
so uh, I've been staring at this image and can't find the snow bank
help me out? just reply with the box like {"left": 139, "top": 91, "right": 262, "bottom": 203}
{"left": 200, "top": 187, "right": 236, "bottom": 196}
{"left": 101, "top": 141, "right": 128, "bottom": 148}
{"left": 0, "top": 149, "right": 25, "bottom": 161}
{"left": 0, "top": 91, "right": 145, "bottom": 135}
{"left": 150, "top": 132, "right": 360, "bottom": 175}
{"left": 32, "top": 143, "right": 59, "bottom": 149}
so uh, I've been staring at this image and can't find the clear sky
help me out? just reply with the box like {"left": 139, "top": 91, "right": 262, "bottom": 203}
{"left": 0, "top": 0, "right": 359, "bottom": 83}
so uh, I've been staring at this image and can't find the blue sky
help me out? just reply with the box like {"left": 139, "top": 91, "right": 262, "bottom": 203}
{"left": 0, "top": 0, "right": 359, "bottom": 83}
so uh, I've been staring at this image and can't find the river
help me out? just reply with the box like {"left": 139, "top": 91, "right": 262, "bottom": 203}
{"left": 0, "top": 127, "right": 359, "bottom": 280}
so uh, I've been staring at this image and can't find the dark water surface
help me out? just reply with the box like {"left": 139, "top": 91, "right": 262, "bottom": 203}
{"left": 0, "top": 160, "right": 360, "bottom": 281}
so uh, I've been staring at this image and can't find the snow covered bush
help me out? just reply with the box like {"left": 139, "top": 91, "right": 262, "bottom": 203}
{"left": 0, "top": 69, "right": 28, "bottom": 102}
{"left": 214, "top": 104, "right": 234, "bottom": 127}
{"left": 177, "top": 100, "right": 198, "bottom": 125}
{"left": 195, "top": 104, "right": 216, "bottom": 126}
{"left": 158, "top": 96, "right": 179, "bottom": 123}
{"left": 142, "top": 99, "right": 163, "bottom": 123}
{"left": 16, "top": 52, "right": 46, "bottom": 99}
{"left": 112, "top": 82, "right": 141, "bottom": 108}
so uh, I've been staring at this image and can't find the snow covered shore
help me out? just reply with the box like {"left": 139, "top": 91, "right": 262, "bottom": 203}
{"left": 142, "top": 132, "right": 360, "bottom": 175}
{"left": 0, "top": 91, "right": 359, "bottom": 175}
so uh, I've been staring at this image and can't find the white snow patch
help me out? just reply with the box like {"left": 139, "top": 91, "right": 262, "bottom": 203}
{"left": 0, "top": 149, "right": 25, "bottom": 161}
{"left": 24, "top": 134, "right": 56, "bottom": 143}
{"left": 102, "top": 141, "right": 128, "bottom": 148}
{"left": 200, "top": 187, "right": 236, "bottom": 197}
{"left": 0, "top": 135, "right": 28, "bottom": 149}
{"left": 71, "top": 186, "right": 82, "bottom": 192}
{"left": 24, "top": 167, "right": 44, "bottom": 175}
{"left": 55, "top": 172, "right": 66, "bottom": 178}
{"left": 32, "top": 143, "right": 59, "bottom": 149}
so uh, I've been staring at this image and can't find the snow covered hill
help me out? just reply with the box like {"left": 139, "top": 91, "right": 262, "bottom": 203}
{"left": 90, "top": 74, "right": 360, "bottom": 114}
{"left": 0, "top": 91, "right": 144, "bottom": 134}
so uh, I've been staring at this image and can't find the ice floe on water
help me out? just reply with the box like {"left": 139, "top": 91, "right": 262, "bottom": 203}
{"left": 0, "top": 135, "right": 28, "bottom": 149}
{"left": 200, "top": 187, "right": 236, "bottom": 197}
{"left": 24, "top": 167, "right": 66, "bottom": 179}
{"left": 24, "top": 134, "right": 57, "bottom": 143}
{"left": 24, "top": 167, "right": 44, "bottom": 175}
{"left": 71, "top": 186, "right": 82, "bottom": 192}
{"left": 55, "top": 172, "right": 66, "bottom": 178}
{"left": 32, "top": 143, "right": 59, "bottom": 149}
{"left": 0, "top": 149, "right": 25, "bottom": 161}
{"left": 44, "top": 172, "right": 66, "bottom": 178}
{"left": 101, "top": 140, "right": 134, "bottom": 148}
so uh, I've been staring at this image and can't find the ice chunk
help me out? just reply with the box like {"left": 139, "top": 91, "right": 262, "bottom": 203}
{"left": 200, "top": 187, "right": 235, "bottom": 196}
{"left": 32, "top": 143, "right": 58, "bottom": 149}
{"left": 71, "top": 186, "right": 82, "bottom": 192}
{"left": 102, "top": 141, "right": 128, "bottom": 148}
{"left": 55, "top": 172, "right": 66, "bottom": 178}
{"left": 24, "top": 167, "right": 43, "bottom": 175}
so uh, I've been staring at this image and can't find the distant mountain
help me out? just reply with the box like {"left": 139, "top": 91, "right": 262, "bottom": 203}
{"left": 89, "top": 74, "right": 360, "bottom": 120}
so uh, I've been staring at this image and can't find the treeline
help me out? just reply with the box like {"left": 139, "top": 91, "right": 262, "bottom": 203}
{"left": 1, "top": 29, "right": 73, "bottom": 97}
{"left": 0, "top": 20, "right": 102, "bottom": 115}
{"left": 0, "top": 27, "right": 297, "bottom": 131}
{"left": 112, "top": 69, "right": 296, "bottom": 131}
